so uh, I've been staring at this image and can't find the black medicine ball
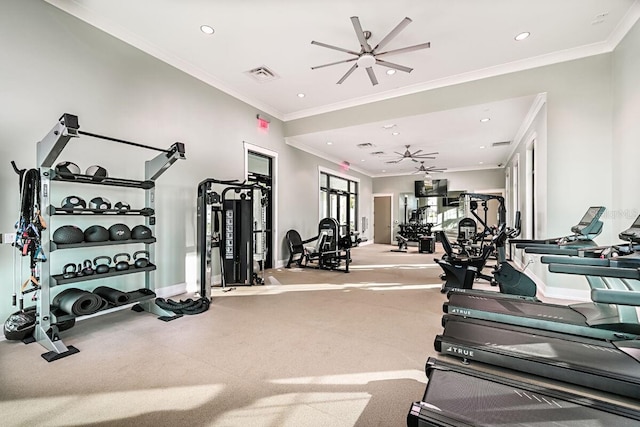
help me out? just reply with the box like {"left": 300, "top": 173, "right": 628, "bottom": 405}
{"left": 89, "top": 197, "right": 111, "bottom": 211}
{"left": 52, "top": 225, "right": 84, "bottom": 244}
{"left": 109, "top": 223, "right": 131, "bottom": 241}
{"left": 55, "top": 161, "right": 81, "bottom": 178}
{"left": 61, "top": 195, "right": 86, "bottom": 211}
{"left": 84, "top": 225, "right": 109, "bottom": 242}
{"left": 86, "top": 165, "right": 108, "bottom": 181}
{"left": 114, "top": 201, "right": 130, "bottom": 212}
{"left": 131, "top": 225, "right": 152, "bottom": 240}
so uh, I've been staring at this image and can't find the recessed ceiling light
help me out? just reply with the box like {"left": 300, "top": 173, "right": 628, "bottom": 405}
{"left": 200, "top": 25, "right": 215, "bottom": 35}
{"left": 392, "top": 131, "right": 400, "bottom": 136}
{"left": 361, "top": 159, "right": 365, "bottom": 162}
{"left": 386, "top": 69, "right": 396, "bottom": 75}
{"left": 479, "top": 161, "right": 484, "bottom": 164}
{"left": 297, "top": 93, "right": 305, "bottom": 98}
{"left": 480, "top": 118, "right": 491, "bottom": 123}
{"left": 479, "top": 146, "right": 486, "bottom": 149}
{"left": 382, "top": 124, "right": 396, "bottom": 129}
{"left": 326, "top": 141, "right": 333, "bottom": 145}
{"left": 514, "top": 32, "right": 530, "bottom": 41}
{"left": 382, "top": 169, "right": 386, "bottom": 173}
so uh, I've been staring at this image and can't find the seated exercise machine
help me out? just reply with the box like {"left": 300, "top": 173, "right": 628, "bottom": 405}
{"left": 285, "top": 218, "right": 351, "bottom": 272}
{"left": 435, "top": 230, "right": 496, "bottom": 293}
{"left": 435, "top": 193, "right": 506, "bottom": 293}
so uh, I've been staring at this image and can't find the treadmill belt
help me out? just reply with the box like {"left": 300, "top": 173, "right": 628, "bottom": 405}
{"left": 437, "top": 316, "right": 640, "bottom": 398}
{"left": 408, "top": 358, "right": 640, "bottom": 426}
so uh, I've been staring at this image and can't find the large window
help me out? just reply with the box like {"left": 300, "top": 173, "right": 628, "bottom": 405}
{"left": 320, "top": 171, "right": 358, "bottom": 235}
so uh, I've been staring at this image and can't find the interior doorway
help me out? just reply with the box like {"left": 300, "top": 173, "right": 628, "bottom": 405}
{"left": 245, "top": 145, "right": 276, "bottom": 269}
{"left": 374, "top": 195, "right": 392, "bottom": 244}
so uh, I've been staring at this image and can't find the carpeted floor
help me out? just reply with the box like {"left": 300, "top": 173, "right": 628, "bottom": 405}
{"left": 3, "top": 243, "right": 638, "bottom": 426}
{"left": 0, "top": 243, "right": 450, "bottom": 427}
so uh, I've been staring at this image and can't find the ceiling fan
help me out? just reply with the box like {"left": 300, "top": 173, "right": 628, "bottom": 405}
{"left": 412, "top": 161, "right": 447, "bottom": 174}
{"left": 311, "top": 16, "right": 431, "bottom": 86}
{"left": 385, "top": 145, "right": 438, "bottom": 164}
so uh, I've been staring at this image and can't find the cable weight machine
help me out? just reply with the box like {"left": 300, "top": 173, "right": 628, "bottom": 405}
{"left": 197, "top": 178, "right": 269, "bottom": 300}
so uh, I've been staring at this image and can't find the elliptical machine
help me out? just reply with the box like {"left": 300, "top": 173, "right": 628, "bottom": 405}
{"left": 491, "top": 211, "right": 538, "bottom": 297}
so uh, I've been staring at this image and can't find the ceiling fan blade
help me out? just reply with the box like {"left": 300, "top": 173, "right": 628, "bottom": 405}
{"left": 393, "top": 151, "right": 406, "bottom": 157}
{"left": 385, "top": 159, "right": 402, "bottom": 164}
{"left": 350, "top": 16, "right": 372, "bottom": 52}
{"left": 366, "top": 67, "right": 378, "bottom": 85}
{"left": 337, "top": 63, "right": 358, "bottom": 84}
{"left": 376, "top": 42, "right": 431, "bottom": 58}
{"left": 411, "top": 158, "right": 419, "bottom": 163}
{"left": 414, "top": 152, "right": 439, "bottom": 157}
{"left": 414, "top": 156, "right": 436, "bottom": 160}
{"left": 373, "top": 17, "right": 412, "bottom": 52}
{"left": 311, "top": 40, "right": 360, "bottom": 56}
{"left": 375, "top": 59, "right": 413, "bottom": 73}
{"left": 412, "top": 149, "right": 423, "bottom": 155}
{"left": 311, "top": 57, "right": 358, "bottom": 70}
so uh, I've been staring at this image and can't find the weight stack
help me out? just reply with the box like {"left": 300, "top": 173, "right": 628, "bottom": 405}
{"left": 222, "top": 199, "right": 253, "bottom": 285}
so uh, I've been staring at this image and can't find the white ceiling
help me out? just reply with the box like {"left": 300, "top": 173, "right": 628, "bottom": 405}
{"left": 46, "top": 0, "right": 640, "bottom": 176}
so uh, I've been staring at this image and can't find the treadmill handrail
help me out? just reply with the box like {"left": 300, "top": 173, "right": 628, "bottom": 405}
{"left": 548, "top": 263, "right": 640, "bottom": 279}
{"left": 591, "top": 289, "right": 640, "bottom": 305}
{"left": 524, "top": 246, "right": 580, "bottom": 256}
{"left": 540, "top": 255, "right": 611, "bottom": 266}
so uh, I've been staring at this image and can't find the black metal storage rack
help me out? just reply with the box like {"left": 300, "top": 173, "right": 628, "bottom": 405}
{"left": 34, "top": 114, "right": 185, "bottom": 360}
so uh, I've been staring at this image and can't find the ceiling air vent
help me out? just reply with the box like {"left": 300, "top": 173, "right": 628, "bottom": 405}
{"left": 245, "top": 66, "right": 279, "bottom": 83}
{"left": 357, "top": 142, "right": 375, "bottom": 148}
{"left": 491, "top": 141, "right": 511, "bottom": 147}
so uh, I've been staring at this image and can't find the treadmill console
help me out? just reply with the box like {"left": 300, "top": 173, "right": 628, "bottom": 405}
{"left": 570, "top": 206, "right": 605, "bottom": 236}
{"left": 618, "top": 215, "right": 640, "bottom": 242}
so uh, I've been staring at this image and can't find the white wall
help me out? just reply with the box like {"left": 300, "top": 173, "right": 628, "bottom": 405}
{"left": 0, "top": 0, "right": 372, "bottom": 324}
{"left": 612, "top": 15, "right": 640, "bottom": 233}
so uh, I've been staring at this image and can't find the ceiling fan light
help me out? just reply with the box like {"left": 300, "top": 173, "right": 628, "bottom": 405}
{"left": 357, "top": 53, "right": 376, "bottom": 68}
{"left": 200, "top": 25, "right": 215, "bottom": 35}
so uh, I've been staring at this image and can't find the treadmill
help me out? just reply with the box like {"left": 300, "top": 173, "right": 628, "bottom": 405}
{"left": 435, "top": 313, "right": 640, "bottom": 399}
{"left": 539, "top": 213, "right": 640, "bottom": 267}
{"left": 511, "top": 206, "right": 606, "bottom": 254}
{"left": 408, "top": 358, "right": 640, "bottom": 426}
{"left": 443, "top": 216, "right": 640, "bottom": 341}
{"left": 436, "top": 256, "right": 640, "bottom": 398}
